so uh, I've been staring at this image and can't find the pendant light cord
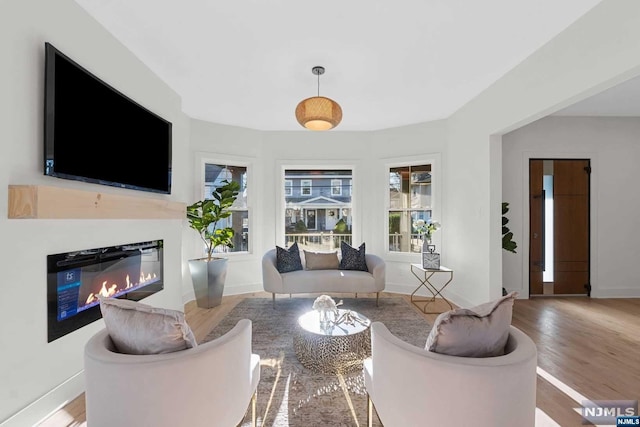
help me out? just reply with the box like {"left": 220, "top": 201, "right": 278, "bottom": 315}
{"left": 317, "top": 71, "right": 320, "bottom": 97}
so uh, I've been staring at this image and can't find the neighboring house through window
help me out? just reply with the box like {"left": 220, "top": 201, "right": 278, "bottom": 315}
{"left": 284, "top": 169, "right": 353, "bottom": 251}
{"left": 388, "top": 163, "right": 432, "bottom": 253}
{"left": 203, "top": 163, "right": 249, "bottom": 253}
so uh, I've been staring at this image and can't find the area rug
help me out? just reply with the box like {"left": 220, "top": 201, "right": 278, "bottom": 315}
{"left": 202, "top": 297, "right": 431, "bottom": 427}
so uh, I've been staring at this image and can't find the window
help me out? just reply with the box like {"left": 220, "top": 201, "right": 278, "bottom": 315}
{"left": 388, "top": 164, "right": 432, "bottom": 253}
{"left": 301, "top": 180, "right": 312, "bottom": 196}
{"left": 331, "top": 179, "right": 342, "bottom": 196}
{"left": 284, "top": 169, "right": 353, "bottom": 251}
{"left": 203, "top": 163, "right": 249, "bottom": 253}
{"left": 284, "top": 180, "right": 293, "bottom": 196}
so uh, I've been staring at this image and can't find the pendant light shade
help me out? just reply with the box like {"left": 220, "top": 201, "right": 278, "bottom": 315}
{"left": 295, "top": 66, "right": 342, "bottom": 131}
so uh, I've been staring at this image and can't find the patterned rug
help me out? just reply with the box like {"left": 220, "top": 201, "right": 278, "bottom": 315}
{"left": 202, "top": 297, "right": 432, "bottom": 427}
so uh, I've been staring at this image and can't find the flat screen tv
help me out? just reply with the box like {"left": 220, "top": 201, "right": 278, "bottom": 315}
{"left": 47, "top": 240, "right": 164, "bottom": 342}
{"left": 44, "top": 42, "right": 172, "bottom": 194}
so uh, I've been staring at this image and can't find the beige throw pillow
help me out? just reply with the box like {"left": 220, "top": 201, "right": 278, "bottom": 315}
{"left": 99, "top": 296, "right": 197, "bottom": 355}
{"left": 304, "top": 251, "right": 340, "bottom": 270}
{"left": 425, "top": 292, "right": 518, "bottom": 357}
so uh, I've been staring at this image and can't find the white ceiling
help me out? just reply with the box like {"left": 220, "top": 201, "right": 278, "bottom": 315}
{"left": 553, "top": 74, "right": 640, "bottom": 117}
{"left": 75, "top": 0, "right": 603, "bottom": 131}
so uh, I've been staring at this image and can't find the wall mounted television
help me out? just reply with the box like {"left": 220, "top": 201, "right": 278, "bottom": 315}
{"left": 44, "top": 42, "right": 172, "bottom": 194}
{"left": 47, "top": 240, "right": 164, "bottom": 342}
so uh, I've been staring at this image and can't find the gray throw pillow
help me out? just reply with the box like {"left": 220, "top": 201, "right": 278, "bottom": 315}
{"left": 276, "top": 242, "right": 303, "bottom": 273}
{"left": 304, "top": 250, "right": 339, "bottom": 270}
{"left": 339, "top": 242, "right": 368, "bottom": 272}
{"left": 99, "top": 296, "right": 197, "bottom": 355}
{"left": 425, "top": 292, "right": 518, "bottom": 357}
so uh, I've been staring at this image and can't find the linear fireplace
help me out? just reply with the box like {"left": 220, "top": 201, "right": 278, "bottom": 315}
{"left": 47, "top": 240, "right": 164, "bottom": 342}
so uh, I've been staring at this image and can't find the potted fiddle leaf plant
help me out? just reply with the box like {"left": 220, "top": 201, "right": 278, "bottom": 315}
{"left": 187, "top": 180, "right": 240, "bottom": 308}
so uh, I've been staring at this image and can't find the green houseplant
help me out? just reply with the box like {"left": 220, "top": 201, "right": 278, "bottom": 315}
{"left": 502, "top": 202, "right": 518, "bottom": 296}
{"left": 186, "top": 180, "right": 240, "bottom": 308}
{"left": 502, "top": 202, "right": 517, "bottom": 253}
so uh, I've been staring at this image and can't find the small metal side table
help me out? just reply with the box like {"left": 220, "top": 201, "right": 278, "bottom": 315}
{"left": 410, "top": 264, "right": 454, "bottom": 314}
{"left": 293, "top": 309, "right": 371, "bottom": 374}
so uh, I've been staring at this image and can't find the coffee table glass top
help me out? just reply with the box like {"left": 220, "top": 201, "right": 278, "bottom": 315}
{"left": 297, "top": 309, "right": 370, "bottom": 336}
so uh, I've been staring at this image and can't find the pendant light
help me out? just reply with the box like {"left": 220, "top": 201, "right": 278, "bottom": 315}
{"left": 295, "top": 66, "right": 342, "bottom": 131}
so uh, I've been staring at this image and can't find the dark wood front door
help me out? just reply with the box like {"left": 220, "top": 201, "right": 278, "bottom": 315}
{"left": 529, "top": 159, "right": 590, "bottom": 296}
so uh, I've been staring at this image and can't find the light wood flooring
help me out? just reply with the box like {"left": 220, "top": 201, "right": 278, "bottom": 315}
{"left": 39, "top": 292, "right": 640, "bottom": 427}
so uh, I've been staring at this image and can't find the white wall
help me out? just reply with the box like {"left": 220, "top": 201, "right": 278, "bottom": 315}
{"left": 445, "top": 0, "right": 640, "bottom": 306}
{"left": 184, "top": 120, "right": 263, "bottom": 300}
{"left": 502, "top": 116, "right": 640, "bottom": 298}
{"left": 0, "top": 0, "right": 189, "bottom": 424}
{"left": 186, "top": 120, "right": 453, "bottom": 301}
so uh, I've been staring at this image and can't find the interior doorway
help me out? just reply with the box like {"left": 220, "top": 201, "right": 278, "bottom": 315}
{"left": 529, "top": 159, "right": 590, "bottom": 296}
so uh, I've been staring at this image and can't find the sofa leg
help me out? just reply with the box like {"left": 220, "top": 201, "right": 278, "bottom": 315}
{"left": 272, "top": 293, "right": 275, "bottom": 309}
{"left": 367, "top": 394, "right": 373, "bottom": 427}
{"left": 376, "top": 292, "right": 380, "bottom": 307}
{"left": 355, "top": 293, "right": 358, "bottom": 298}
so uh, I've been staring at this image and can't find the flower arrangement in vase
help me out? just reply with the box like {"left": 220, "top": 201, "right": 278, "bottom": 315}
{"left": 413, "top": 218, "right": 441, "bottom": 251}
{"left": 312, "top": 295, "right": 343, "bottom": 326}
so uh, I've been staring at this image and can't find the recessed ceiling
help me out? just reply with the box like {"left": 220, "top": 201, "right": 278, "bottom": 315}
{"left": 75, "top": 0, "right": 602, "bottom": 131}
{"left": 553, "top": 74, "right": 640, "bottom": 117}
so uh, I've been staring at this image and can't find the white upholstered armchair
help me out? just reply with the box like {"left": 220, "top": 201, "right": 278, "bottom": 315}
{"left": 364, "top": 322, "right": 537, "bottom": 427}
{"left": 84, "top": 319, "right": 260, "bottom": 427}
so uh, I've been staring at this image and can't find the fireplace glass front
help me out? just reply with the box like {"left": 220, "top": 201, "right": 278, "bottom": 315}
{"left": 47, "top": 240, "right": 164, "bottom": 342}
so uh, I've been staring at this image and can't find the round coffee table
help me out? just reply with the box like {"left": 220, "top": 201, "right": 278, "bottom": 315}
{"left": 293, "top": 309, "right": 371, "bottom": 374}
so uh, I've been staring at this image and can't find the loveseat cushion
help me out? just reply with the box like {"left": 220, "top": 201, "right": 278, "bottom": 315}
{"left": 339, "top": 242, "right": 368, "bottom": 272}
{"left": 280, "top": 269, "right": 378, "bottom": 293}
{"left": 276, "top": 242, "right": 303, "bottom": 273}
{"left": 425, "top": 292, "right": 517, "bottom": 357}
{"left": 99, "top": 296, "right": 197, "bottom": 355}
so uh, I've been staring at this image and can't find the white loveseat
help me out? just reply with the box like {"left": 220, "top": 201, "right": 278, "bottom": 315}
{"left": 262, "top": 249, "right": 386, "bottom": 306}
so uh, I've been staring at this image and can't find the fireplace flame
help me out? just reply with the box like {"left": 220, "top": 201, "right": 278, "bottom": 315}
{"left": 85, "top": 281, "right": 119, "bottom": 305}
{"left": 140, "top": 272, "right": 156, "bottom": 283}
{"left": 85, "top": 270, "right": 157, "bottom": 306}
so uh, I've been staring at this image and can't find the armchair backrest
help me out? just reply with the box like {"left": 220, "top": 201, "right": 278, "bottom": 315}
{"left": 85, "top": 319, "right": 257, "bottom": 427}
{"left": 366, "top": 322, "right": 537, "bottom": 427}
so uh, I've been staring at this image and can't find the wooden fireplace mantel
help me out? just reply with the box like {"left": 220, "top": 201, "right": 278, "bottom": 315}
{"left": 7, "top": 185, "right": 186, "bottom": 219}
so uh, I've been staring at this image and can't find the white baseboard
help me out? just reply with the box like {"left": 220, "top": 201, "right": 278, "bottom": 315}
{"left": 1, "top": 371, "right": 84, "bottom": 427}
{"left": 591, "top": 288, "right": 640, "bottom": 298}
{"left": 182, "top": 282, "right": 264, "bottom": 304}
{"left": 385, "top": 281, "right": 473, "bottom": 308}
{"left": 223, "top": 283, "right": 263, "bottom": 296}
{"left": 182, "top": 288, "right": 196, "bottom": 304}
{"left": 184, "top": 281, "right": 474, "bottom": 308}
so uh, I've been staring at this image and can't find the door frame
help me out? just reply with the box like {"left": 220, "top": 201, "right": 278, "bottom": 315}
{"left": 519, "top": 151, "right": 599, "bottom": 299}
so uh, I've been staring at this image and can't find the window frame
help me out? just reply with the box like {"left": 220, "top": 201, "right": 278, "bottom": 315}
{"left": 300, "top": 179, "right": 312, "bottom": 196}
{"left": 284, "top": 179, "right": 293, "bottom": 196}
{"left": 384, "top": 154, "right": 441, "bottom": 262}
{"left": 195, "top": 152, "right": 256, "bottom": 259}
{"left": 331, "top": 179, "right": 342, "bottom": 196}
